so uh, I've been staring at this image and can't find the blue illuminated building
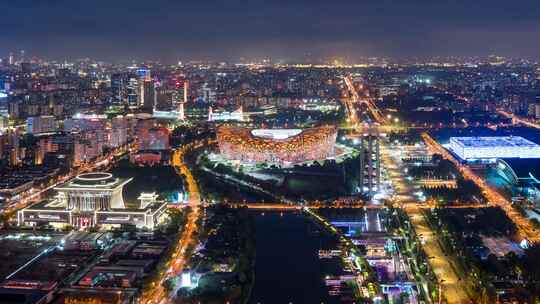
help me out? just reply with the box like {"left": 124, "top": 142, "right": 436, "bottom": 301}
{"left": 449, "top": 136, "right": 540, "bottom": 160}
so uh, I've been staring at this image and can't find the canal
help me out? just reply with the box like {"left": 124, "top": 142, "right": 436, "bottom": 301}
{"left": 249, "top": 211, "right": 343, "bottom": 304}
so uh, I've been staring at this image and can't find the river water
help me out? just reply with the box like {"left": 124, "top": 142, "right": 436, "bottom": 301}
{"left": 249, "top": 211, "right": 343, "bottom": 304}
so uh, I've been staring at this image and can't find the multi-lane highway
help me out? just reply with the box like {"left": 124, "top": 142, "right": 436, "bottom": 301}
{"left": 342, "top": 76, "right": 485, "bottom": 303}
{"left": 342, "top": 75, "right": 387, "bottom": 125}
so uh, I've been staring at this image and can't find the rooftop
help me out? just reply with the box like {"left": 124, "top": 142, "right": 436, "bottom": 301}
{"left": 55, "top": 172, "right": 132, "bottom": 190}
{"left": 451, "top": 136, "right": 540, "bottom": 148}
{"left": 251, "top": 129, "right": 303, "bottom": 140}
{"left": 500, "top": 158, "right": 540, "bottom": 179}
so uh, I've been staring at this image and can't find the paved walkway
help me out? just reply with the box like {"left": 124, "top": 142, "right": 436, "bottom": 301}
{"left": 406, "top": 206, "right": 473, "bottom": 304}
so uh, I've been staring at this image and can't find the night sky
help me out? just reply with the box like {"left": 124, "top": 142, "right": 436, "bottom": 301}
{"left": 1, "top": 0, "right": 540, "bottom": 62}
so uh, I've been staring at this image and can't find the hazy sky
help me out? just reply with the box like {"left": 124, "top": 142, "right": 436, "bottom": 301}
{"left": 1, "top": 0, "right": 540, "bottom": 62}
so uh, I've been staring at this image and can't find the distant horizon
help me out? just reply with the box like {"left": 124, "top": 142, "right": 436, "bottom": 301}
{"left": 2, "top": 0, "right": 540, "bottom": 63}
{"left": 1, "top": 52, "right": 539, "bottom": 65}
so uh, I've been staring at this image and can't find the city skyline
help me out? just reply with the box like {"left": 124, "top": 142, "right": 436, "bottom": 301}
{"left": 3, "top": 3, "right": 540, "bottom": 303}
{"left": 2, "top": 0, "right": 540, "bottom": 62}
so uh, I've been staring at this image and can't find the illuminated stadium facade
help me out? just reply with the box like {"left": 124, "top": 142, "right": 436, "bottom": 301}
{"left": 217, "top": 126, "right": 337, "bottom": 166}
{"left": 17, "top": 173, "right": 167, "bottom": 229}
{"left": 449, "top": 136, "right": 540, "bottom": 160}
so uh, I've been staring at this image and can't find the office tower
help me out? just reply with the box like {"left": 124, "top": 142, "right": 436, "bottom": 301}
{"left": 139, "top": 79, "right": 156, "bottom": 112}
{"left": 136, "top": 67, "right": 152, "bottom": 110}
{"left": 174, "top": 79, "right": 188, "bottom": 120}
{"left": 111, "top": 73, "right": 127, "bottom": 104}
{"left": 127, "top": 77, "right": 139, "bottom": 106}
{"left": 359, "top": 132, "right": 381, "bottom": 196}
{"left": 155, "top": 87, "right": 174, "bottom": 111}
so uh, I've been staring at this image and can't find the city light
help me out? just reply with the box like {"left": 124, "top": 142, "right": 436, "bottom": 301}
{"left": 217, "top": 126, "right": 337, "bottom": 166}
{"left": 2, "top": 16, "right": 540, "bottom": 303}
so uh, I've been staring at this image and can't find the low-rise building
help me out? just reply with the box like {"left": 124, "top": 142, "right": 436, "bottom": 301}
{"left": 18, "top": 173, "right": 167, "bottom": 230}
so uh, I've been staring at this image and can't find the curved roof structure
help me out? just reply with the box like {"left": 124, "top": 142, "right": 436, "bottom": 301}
{"left": 217, "top": 125, "right": 337, "bottom": 165}
{"left": 217, "top": 126, "right": 336, "bottom": 154}
{"left": 497, "top": 158, "right": 540, "bottom": 185}
{"left": 56, "top": 172, "right": 132, "bottom": 190}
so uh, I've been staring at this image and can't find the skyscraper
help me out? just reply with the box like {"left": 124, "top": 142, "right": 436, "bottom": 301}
{"left": 111, "top": 73, "right": 127, "bottom": 104}
{"left": 140, "top": 79, "right": 156, "bottom": 112}
{"left": 174, "top": 79, "right": 188, "bottom": 120}
{"left": 359, "top": 131, "right": 381, "bottom": 196}
{"left": 127, "top": 77, "right": 139, "bottom": 107}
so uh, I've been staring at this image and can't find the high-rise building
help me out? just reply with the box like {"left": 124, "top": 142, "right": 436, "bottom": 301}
{"left": 7, "top": 128, "right": 20, "bottom": 166}
{"left": 0, "top": 114, "right": 8, "bottom": 131}
{"left": 127, "top": 77, "right": 139, "bottom": 107}
{"left": 155, "top": 87, "right": 174, "bottom": 111}
{"left": 111, "top": 73, "right": 127, "bottom": 104}
{"left": 110, "top": 115, "right": 128, "bottom": 148}
{"left": 35, "top": 136, "right": 55, "bottom": 165}
{"left": 0, "top": 133, "right": 5, "bottom": 161}
{"left": 73, "top": 131, "right": 103, "bottom": 165}
{"left": 175, "top": 79, "right": 189, "bottom": 120}
{"left": 201, "top": 82, "right": 216, "bottom": 103}
{"left": 140, "top": 80, "right": 156, "bottom": 112}
{"left": 8, "top": 101, "right": 20, "bottom": 119}
{"left": 26, "top": 116, "right": 56, "bottom": 134}
{"left": 358, "top": 132, "right": 381, "bottom": 196}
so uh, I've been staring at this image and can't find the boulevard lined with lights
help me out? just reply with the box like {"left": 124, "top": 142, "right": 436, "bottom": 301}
{"left": 140, "top": 142, "right": 202, "bottom": 304}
